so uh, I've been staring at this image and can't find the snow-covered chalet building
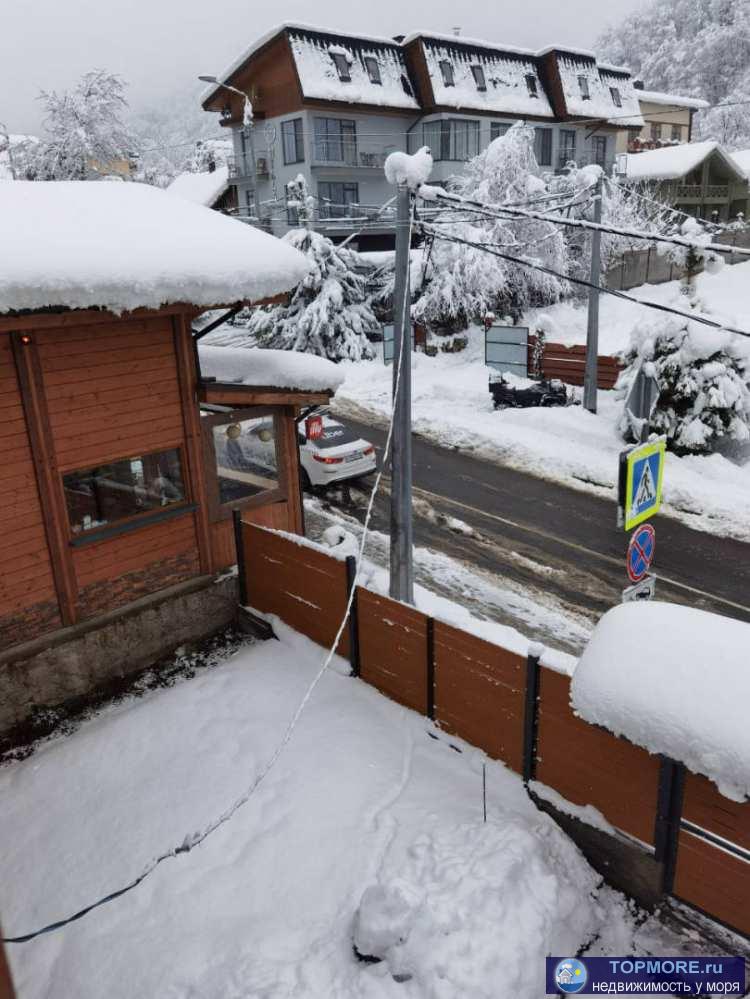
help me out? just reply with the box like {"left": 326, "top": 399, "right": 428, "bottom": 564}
{"left": 201, "top": 23, "right": 644, "bottom": 248}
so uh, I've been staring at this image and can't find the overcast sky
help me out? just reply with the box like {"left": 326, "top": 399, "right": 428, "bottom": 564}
{"left": 2, "top": 0, "right": 644, "bottom": 133}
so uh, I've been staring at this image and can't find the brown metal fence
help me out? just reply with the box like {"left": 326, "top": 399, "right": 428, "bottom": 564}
{"left": 239, "top": 521, "right": 750, "bottom": 937}
{"left": 529, "top": 338, "right": 622, "bottom": 389}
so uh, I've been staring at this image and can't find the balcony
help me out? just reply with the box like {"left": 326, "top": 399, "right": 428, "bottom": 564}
{"left": 227, "top": 153, "right": 270, "bottom": 181}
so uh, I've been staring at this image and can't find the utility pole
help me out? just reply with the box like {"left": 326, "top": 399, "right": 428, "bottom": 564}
{"left": 583, "top": 174, "right": 603, "bottom": 413}
{"left": 389, "top": 182, "right": 414, "bottom": 604}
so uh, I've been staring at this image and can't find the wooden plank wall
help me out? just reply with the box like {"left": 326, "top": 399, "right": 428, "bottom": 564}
{"left": 0, "top": 335, "right": 61, "bottom": 649}
{"left": 535, "top": 667, "right": 661, "bottom": 846}
{"left": 242, "top": 523, "right": 350, "bottom": 658}
{"left": 673, "top": 773, "right": 750, "bottom": 936}
{"left": 528, "top": 337, "right": 621, "bottom": 390}
{"left": 434, "top": 621, "right": 525, "bottom": 774}
{"left": 357, "top": 588, "right": 428, "bottom": 714}
{"left": 34, "top": 318, "right": 202, "bottom": 620}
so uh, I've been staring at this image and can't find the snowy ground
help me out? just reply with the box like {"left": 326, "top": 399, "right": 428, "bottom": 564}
{"left": 334, "top": 313, "right": 750, "bottom": 542}
{"left": 0, "top": 621, "right": 725, "bottom": 999}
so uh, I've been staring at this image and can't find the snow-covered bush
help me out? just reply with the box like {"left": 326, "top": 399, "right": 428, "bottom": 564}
{"left": 413, "top": 123, "right": 568, "bottom": 330}
{"left": 33, "top": 70, "right": 138, "bottom": 180}
{"left": 239, "top": 228, "right": 378, "bottom": 361}
{"left": 618, "top": 309, "right": 750, "bottom": 454}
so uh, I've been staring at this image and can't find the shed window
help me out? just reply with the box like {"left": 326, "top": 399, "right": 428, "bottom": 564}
{"left": 671, "top": 124, "right": 683, "bottom": 141}
{"left": 331, "top": 52, "right": 351, "bottom": 82}
{"left": 439, "top": 60, "right": 455, "bottom": 87}
{"left": 212, "top": 417, "right": 279, "bottom": 505}
{"left": 282, "top": 118, "right": 304, "bottom": 164}
{"left": 610, "top": 86, "right": 622, "bottom": 107}
{"left": 578, "top": 76, "right": 590, "bottom": 100}
{"left": 364, "top": 57, "right": 382, "bottom": 85}
{"left": 63, "top": 448, "right": 185, "bottom": 535}
{"left": 525, "top": 74, "right": 538, "bottom": 97}
{"left": 471, "top": 65, "right": 486, "bottom": 91}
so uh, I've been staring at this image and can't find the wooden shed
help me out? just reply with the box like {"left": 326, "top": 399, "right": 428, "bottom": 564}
{"left": 0, "top": 181, "right": 338, "bottom": 740}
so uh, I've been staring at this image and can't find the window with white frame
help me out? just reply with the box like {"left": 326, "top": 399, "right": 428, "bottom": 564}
{"left": 559, "top": 129, "right": 576, "bottom": 165}
{"left": 423, "top": 119, "right": 480, "bottom": 161}
{"left": 281, "top": 118, "right": 304, "bottom": 165}
{"left": 314, "top": 118, "right": 357, "bottom": 164}
{"left": 610, "top": 86, "right": 622, "bottom": 107}
{"left": 318, "top": 181, "right": 359, "bottom": 218}
{"left": 364, "top": 56, "right": 381, "bottom": 85}
{"left": 578, "top": 75, "right": 590, "bottom": 100}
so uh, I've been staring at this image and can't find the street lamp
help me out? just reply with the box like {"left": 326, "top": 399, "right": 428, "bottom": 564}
{"left": 198, "top": 75, "right": 263, "bottom": 224}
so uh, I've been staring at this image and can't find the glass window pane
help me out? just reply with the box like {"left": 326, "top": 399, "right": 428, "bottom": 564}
{"left": 63, "top": 448, "right": 185, "bottom": 534}
{"left": 213, "top": 417, "right": 278, "bottom": 505}
{"left": 491, "top": 122, "right": 510, "bottom": 141}
{"left": 423, "top": 121, "right": 442, "bottom": 161}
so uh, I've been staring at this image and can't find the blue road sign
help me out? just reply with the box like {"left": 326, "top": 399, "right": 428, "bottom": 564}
{"left": 627, "top": 524, "right": 656, "bottom": 583}
{"left": 624, "top": 439, "right": 665, "bottom": 530}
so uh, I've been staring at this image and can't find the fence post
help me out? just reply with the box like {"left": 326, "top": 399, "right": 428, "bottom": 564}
{"left": 654, "top": 756, "right": 685, "bottom": 893}
{"left": 232, "top": 508, "right": 249, "bottom": 607}
{"left": 345, "top": 555, "right": 361, "bottom": 678}
{"left": 426, "top": 617, "right": 435, "bottom": 720}
{"left": 522, "top": 645, "right": 542, "bottom": 785}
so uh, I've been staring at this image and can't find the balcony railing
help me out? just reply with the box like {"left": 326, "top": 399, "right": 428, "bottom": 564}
{"left": 227, "top": 153, "right": 270, "bottom": 180}
{"left": 311, "top": 144, "right": 391, "bottom": 168}
{"left": 670, "top": 183, "right": 735, "bottom": 201}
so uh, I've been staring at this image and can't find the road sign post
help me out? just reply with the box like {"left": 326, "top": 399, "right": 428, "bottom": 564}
{"left": 618, "top": 437, "right": 666, "bottom": 531}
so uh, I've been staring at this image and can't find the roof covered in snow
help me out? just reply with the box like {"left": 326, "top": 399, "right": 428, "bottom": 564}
{"left": 0, "top": 182, "right": 309, "bottom": 315}
{"left": 288, "top": 28, "right": 419, "bottom": 110}
{"left": 625, "top": 140, "right": 744, "bottom": 182}
{"left": 199, "top": 344, "right": 344, "bottom": 393}
{"left": 165, "top": 166, "right": 229, "bottom": 207}
{"left": 731, "top": 148, "right": 750, "bottom": 178}
{"left": 571, "top": 602, "right": 750, "bottom": 802}
{"left": 635, "top": 89, "right": 709, "bottom": 110}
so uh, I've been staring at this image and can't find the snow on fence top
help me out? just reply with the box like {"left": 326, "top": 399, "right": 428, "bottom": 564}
{"left": 571, "top": 602, "right": 750, "bottom": 802}
{"left": 198, "top": 344, "right": 345, "bottom": 393}
{"left": 624, "top": 140, "right": 738, "bottom": 182}
{"left": 0, "top": 182, "right": 309, "bottom": 316}
{"left": 635, "top": 89, "right": 710, "bottom": 110}
{"left": 288, "top": 29, "right": 419, "bottom": 110}
{"left": 165, "top": 166, "right": 229, "bottom": 207}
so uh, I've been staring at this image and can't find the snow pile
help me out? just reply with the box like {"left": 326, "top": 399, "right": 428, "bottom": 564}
{"left": 353, "top": 815, "right": 606, "bottom": 997}
{"left": 624, "top": 141, "right": 730, "bottom": 182}
{"left": 165, "top": 165, "right": 229, "bottom": 207}
{"left": 571, "top": 602, "right": 750, "bottom": 801}
{"left": 384, "top": 147, "right": 433, "bottom": 189}
{"left": 0, "top": 182, "right": 309, "bottom": 315}
{"left": 199, "top": 344, "right": 344, "bottom": 392}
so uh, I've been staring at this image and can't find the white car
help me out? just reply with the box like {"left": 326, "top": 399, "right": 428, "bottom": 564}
{"left": 298, "top": 416, "right": 377, "bottom": 489}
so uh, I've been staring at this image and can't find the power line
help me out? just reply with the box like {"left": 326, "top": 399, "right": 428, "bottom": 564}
{"left": 419, "top": 221, "right": 750, "bottom": 339}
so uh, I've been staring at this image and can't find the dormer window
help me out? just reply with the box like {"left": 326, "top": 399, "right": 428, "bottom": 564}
{"left": 401, "top": 74, "right": 413, "bottom": 96}
{"left": 439, "top": 60, "right": 455, "bottom": 87}
{"left": 364, "top": 56, "right": 381, "bottom": 85}
{"left": 525, "top": 74, "right": 538, "bottom": 97}
{"left": 578, "top": 75, "right": 590, "bottom": 100}
{"left": 471, "top": 65, "right": 486, "bottom": 91}
{"left": 330, "top": 52, "right": 351, "bottom": 82}
{"left": 610, "top": 86, "right": 622, "bottom": 107}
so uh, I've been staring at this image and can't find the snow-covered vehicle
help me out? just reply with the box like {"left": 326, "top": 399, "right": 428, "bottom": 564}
{"left": 298, "top": 416, "right": 376, "bottom": 489}
{"left": 489, "top": 376, "right": 570, "bottom": 409}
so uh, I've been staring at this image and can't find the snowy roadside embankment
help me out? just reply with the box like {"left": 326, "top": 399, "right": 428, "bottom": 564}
{"left": 0, "top": 621, "right": 662, "bottom": 998}
{"left": 333, "top": 335, "right": 750, "bottom": 541}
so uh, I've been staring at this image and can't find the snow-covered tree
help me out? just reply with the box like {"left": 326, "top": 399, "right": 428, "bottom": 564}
{"left": 598, "top": 0, "right": 750, "bottom": 149}
{"left": 618, "top": 307, "right": 750, "bottom": 454}
{"left": 239, "top": 228, "right": 378, "bottom": 361}
{"left": 413, "top": 123, "right": 569, "bottom": 329}
{"left": 33, "top": 70, "right": 137, "bottom": 180}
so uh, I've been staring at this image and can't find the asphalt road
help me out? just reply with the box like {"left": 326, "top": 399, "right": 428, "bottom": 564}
{"left": 327, "top": 415, "right": 750, "bottom": 628}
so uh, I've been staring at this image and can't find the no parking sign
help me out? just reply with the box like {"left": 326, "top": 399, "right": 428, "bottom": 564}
{"left": 626, "top": 523, "right": 656, "bottom": 583}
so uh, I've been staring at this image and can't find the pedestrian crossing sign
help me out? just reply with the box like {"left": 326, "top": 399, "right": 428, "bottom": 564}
{"left": 624, "top": 439, "right": 666, "bottom": 530}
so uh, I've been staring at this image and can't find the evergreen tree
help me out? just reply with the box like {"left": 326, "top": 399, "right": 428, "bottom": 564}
{"left": 242, "top": 226, "right": 378, "bottom": 362}
{"left": 619, "top": 308, "right": 750, "bottom": 454}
